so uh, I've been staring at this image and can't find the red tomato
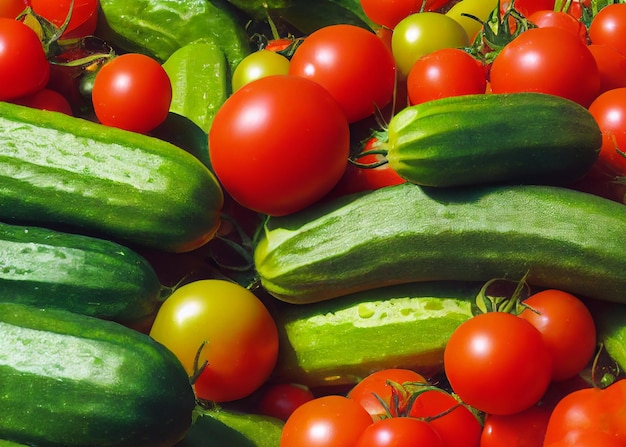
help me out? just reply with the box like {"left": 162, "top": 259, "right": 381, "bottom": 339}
{"left": 347, "top": 368, "right": 428, "bottom": 419}
{"left": 359, "top": 0, "right": 452, "bottom": 29}
{"left": 280, "top": 395, "right": 373, "bottom": 447}
{"left": 589, "top": 3, "right": 626, "bottom": 56}
{"left": 257, "top": 383, "right": 315, "bottom": 421}
{"left": 406, "top": 47, "right": 487, "bottom": 105}
{"left": 480, "top": 404, "right": 551, "bottom": 447}
{"left": 519, "top": 289, "right": 596, "bottom": 381}
{"left": 500, "top": 0, "right": 553, "bottom": 18}
{"left": 0, "top": 0, "right": 26, "bottom": 18}
{"left": 289, "top": 24, "right": 396, "bottom": 123}
{"left": 91, "top": 53, "right": 172, "bottom": 133}
{"left": 11, "top": 88, "right": 73, "bottom": 115}
{"left": 588, "top": 87, "right": 626, "bottom": 176}
{"left": 543, "top": 379, "right": 626, "bottom": 446}
{"left": 355, "top": 417, "right": 444, "bottom": 447}
{"left": 588, "top": 44, "right": 626, "bottom": 94}
{"left": 30, "top": 0, "right": 98, "bottom": 39}
{"left": 0, "top": 17, "right": 50, "bottom": 101}
{"left": 489, "top": 26, "right": 600, "bottom": 107}
{"left": 443, "top": 312, "right": 552, "bottom": 415}
{"left": 209, "top": 75, "right": 350, "bottom": 216}
{"left": 527, "top": 10, "right": 588, "bottom": 43}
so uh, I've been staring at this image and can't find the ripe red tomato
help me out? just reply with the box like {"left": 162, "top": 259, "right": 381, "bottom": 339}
{"left": 257, "top": 383, "right": 315, "bottom": 421}
{"left": 489, "top": 26, "right": 600, "bottom": 107}
{"left": 289, "top": 24, "right": 396, "bottom": 123}
{"left": 209, "top": 75, "right": 350, "bottom": 216}
{"left": 280, "top": 395, "right": 373, "bottom": 447}
{"left": 30, "top": 0, "right": 98, "bottom": 39}
{"left": 0, "top": 0, "right": 25, "bottom": 18}
{"left": 480, "top": 404, "right": 552, "bottom": 447}
{"left": 11, "top": 88, "right": 73, "bottom": 115}
{"left": 355, "top": 417, "right": 444, "bottom": 447}
{"left": 0, "top": 17, "right": 50, "bottom": 101}
{"left": 588, "top": 44, "right": 626, "bottom": 94}
{"left": 359, "top": 0, "right": 452, "bottom": 29}
{"left": 91, "top": 53, "right": 172, "bottom": 133}
{"left": 588, "top": 87, "right": 626, "bottom": 176}
{"left": 519, "top": 289, "right": 596, "bottom": 381}
{"left": 589, "top": 3, "right": 626, "bottom": 56}
{"left": 527, "top": 10, "right": 588, "bottom": 43}
{"left": 443, "top": 312, "right": 552, "bottom": 415}
{"left": 406, "top": 47, "right": 487, "bottom": 105}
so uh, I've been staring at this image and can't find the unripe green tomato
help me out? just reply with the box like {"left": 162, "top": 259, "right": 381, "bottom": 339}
{"left": 232, "top": 50, "right": 290, "bottom": 91}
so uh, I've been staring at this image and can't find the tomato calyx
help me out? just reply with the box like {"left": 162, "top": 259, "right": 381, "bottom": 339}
{"left": 472, "top": 271, "right": 532, "bottom": 315}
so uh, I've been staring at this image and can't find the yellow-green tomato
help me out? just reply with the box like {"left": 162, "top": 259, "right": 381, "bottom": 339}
{"left": 446, "top": 0, "right": 499, "bottom": 42}
{"left": 231, "top": 50, "right": 290, "bottom": 91}
{"left": 392, "top": 12, "right": 470, "bottom": 77}
{"left": 149, "top": 279, "right": 279, "bottom": 402}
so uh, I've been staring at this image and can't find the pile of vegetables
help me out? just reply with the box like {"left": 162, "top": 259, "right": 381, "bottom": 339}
{"left": 1, "top": 0, "right": 626, "bottom": 446}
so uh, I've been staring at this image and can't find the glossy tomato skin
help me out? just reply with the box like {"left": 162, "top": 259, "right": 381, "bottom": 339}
{"left": 489, "top": 26, "right": 600, "bottom": 107}
{"left": 92, "top": 53, "right": 172, "bottom": 133}
{"left": 0, "top": 0, "right": 26, "bottom": 18}
{"left": 443, "top": 312, "right": 552, "bottom": 415}
{"left": 30, "top": 0, "right": 98, "bottom": 39}
{"left": 280, "top": 395, "right": 373, "bottom": 447}
{"left": 257, "top": 383, "right": 315, "bottom": 421}
{"left": 0, "top": 18, "right": 50, "bottom": 101}
{"left": 209, "top": 75, "right": 350, "bottom": 216}
{"left": 406, "top": 47, "right": 487, "bottom": 105}
{"left": 231, "top": 50, "right": 290, "bottom": 91}
{"left": 588, "top": 87, "right": 626, "bottom": 176}
{"left": 480, "top": 404, "right": 551, "bottom": 447}
{"left": 11, "top": 88, "right": 73, "bottom": 115}
{"left": 527, "top": 9, "right": 588, "bottom": 43}
{"left": 519, "top": 289, "right": 596, "bottom": 381}
{"left": 289, "top": 25, "right": 396, "bottom": 123}
{"left": 360, "top": 0, "right": 452, "bottom": 29}
{"left": 149, "top": 279, "right": 279, "bottom": 402}
{"left": 355, "top": 417, "right": 444, "bottom": 447}
{"left": 588, "top": 44, "right": 626, "bottom": 94}
{"left": 589, "top": 3, "right": 626, "bottom": 56}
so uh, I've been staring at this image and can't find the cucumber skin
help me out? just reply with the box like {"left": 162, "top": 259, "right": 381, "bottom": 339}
{"left": 0, "top": 101, "right": 223, "bottom": 253}
{"left": 0, "top": 221, "right": 161, "bottom": 324}
{"left": 254, "top": 182, "right": 626, "bottom": 304}
{"left": 0, "top": 302, "right": 196, "bottom": 447}
{"left": 269, "top": 281, "right": 480, "bottom": 388}
{"left": 386, "top": 92, "right": 601, "bottom": 187}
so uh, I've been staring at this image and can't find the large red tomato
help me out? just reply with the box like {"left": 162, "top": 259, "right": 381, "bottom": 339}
{"left": 588, "top": 87, "right": 626, "bottom": 176}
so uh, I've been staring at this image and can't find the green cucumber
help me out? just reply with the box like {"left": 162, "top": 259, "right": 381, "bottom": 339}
{"left": 0, "top": 101, "right": 223, "bottom": 253}
{"left": 0, "top": 221, "right": 161, "bottom": 324}
{"left": 269, "top": 281, "right": 479, "bottom": 388}
{"left": 384, "top": 92, "right": 601, "bottom": 187}
{"left": 587, "top": 300, "right": 626, "bottom": 374}
{"left": 254, "top": 182, "right": 626, "bottom": 304}
{"left": 0, "top": 302, "right": 197, "bottom": 447}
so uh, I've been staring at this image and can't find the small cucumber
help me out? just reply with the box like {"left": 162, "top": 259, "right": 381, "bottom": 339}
{"left": 269, "top": 281, "right": 479, "bottom": 388}
{"left": 0, "top": 101, "right": 223, "bottom": 253}
{"left": 588, "top": 300, "right": 626, "bottom": 374}
{"left": 0, "top": 221, "right": 161, "bottom": 324}
{"left": 255, "top": 182, "right": 626, "bottom": 304}
{"left": 384, "top": 92, "right": 601, "bottom": 187}
{"left": 0, "top": 302, "right": 197, "bottom": 447}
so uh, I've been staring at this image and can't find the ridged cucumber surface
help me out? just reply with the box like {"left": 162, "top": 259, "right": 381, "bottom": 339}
{"left": 385, "top": 92, "right": 601, "bottom": 187}
{"left": 269, "top": 281, "right": 480, "bottom": 388}
{"left": 0, "top": 302, "right": 197, "bottom": 447}
{"left": 255, "top": 182, "right": 626, "bottom": 304}
{"left": 0, "top": 101, "right": 223, "bottom": 253}
{"left": 0, "top": 221, "right": 162, "bottom": 324}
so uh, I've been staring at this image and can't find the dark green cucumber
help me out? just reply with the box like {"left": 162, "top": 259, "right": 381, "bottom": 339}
{"left": 0, "top": 302, "right": 197, "bottom": 447}
{"left": 254, "top": 182, "right": 626, "bottom": 304}
{"left": 385, "top": 92, "right": 601, "bottom": 187}
{"left": 269, "top": 281, "right": 479, "bottom": 388}
{"left": 587, "top": 299, "right": 626, "bottom": 374}
{"left": 0, "top": 220, "right": 161, "bottom": 324}
{"left": 0, "top": 101, "right": 223, "bottom": 253}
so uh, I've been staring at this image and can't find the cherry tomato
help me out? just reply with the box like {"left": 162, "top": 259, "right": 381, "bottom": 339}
{"left": 280, "top": 395, "right": 373, "bottom": 447}
{"left": 0, "top": 0, "right": 26, "bottom": 18}
{"left": 11, "top": 87, "right": 73, "bottom": 115}
{"left": 519, "top": 289, "right": 596, "bottom": 381}
{"left": 359, "top": 0, "right": 452, "bottom": 29}
{"left": 257, "top": 383, "right": 315, "bottom": 421}
{"left": 0, "top": 17, "right": 50, "bottom": 101}
{"left": 500, "top": 0, "right": 553, "bottom": 18}
{"left": 149, "top": 279, "right": 279, "bottom": 402}
{"left": 480, "top": 404, "right": 551, "bottom": 447}
{"left": 30, "top": 0, "right": 98, "bottom": 39}
{"left": 543, "top": 379, "right": 626, "bottom": 446}
{"left": 232, "top": 50, "right": 290, "bottom": 91}
{"left": 527, "top": 10, "right": 588, "bottom": 43}
{"left": 443, "top": 312, "right": 552, "bottom": 415}
{"left": 588, "top": 44, "right": 626, "bottom": 94}
{"left": 589, "top": 3, "right": 626, "bottom": 56}
{"left": 209, "top": 75, "right": 350, "bottom": 216}
{"left": 588, "top": 87, "right": 626, "bottom": 176}
{"left": 355, "top": 417, "right": 444, "bottom": 447}
{"left": 489, "top": 26, "right": 600, "bottom": 107}
{"left": 406, "top": 47, "right": 487, "bottom": 105}
{"left": 92, "top": 53, "right": 172, "bottom": 133}
{"left": 265, "top": 38, "right": 295, "bottom": 52}
{"left": 392, "top": 12, "right": 469, "bottom": 77}
{"left": 289, "top": 24, "right": 396, "bottom": 123}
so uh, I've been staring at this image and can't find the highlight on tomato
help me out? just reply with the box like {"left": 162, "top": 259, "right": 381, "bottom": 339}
{"left": 231, "top": 49, "right": 290, "bottom": 91}
{"left": 589, "top": 3, "right": 626, "bottom": 57}
{"left": 149, "top": 279, "right": 279, "bottom": 402}
{"left": 588, "top": 87, "right": 626, "bottom": 176}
